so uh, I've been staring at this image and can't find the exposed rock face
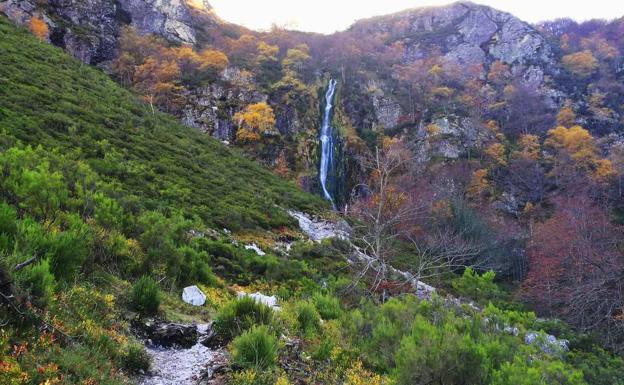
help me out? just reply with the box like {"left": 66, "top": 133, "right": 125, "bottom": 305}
{"left": 288, "top": 210, "right": 351, "bottom": 242}
{"left": 351, "top": 2, "right": 555, "bottom": 75}
{"left": 0, "top": 0, "right": 207, "bottom": 65}
{"left": 120, "top": 0, "right": 197, "bottom": 45}
{"left": 0, "top": 0, "right": 36, "bottom": 24}
{"left": 181, "top": 77, "right": 267, "bottom": 141}
{"left": 346, "top": 1, "right": 558, "bottom": 132}
{"left": 416, "top": 115, "right": 493, "bottom": 160}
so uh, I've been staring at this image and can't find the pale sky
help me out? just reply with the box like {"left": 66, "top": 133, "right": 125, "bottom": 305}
{"left": 207, "top": 0, "right": 623, "bottom": 34}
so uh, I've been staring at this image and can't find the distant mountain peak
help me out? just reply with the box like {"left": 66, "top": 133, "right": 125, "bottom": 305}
{"left": 349, "top": 0, "right": 555, "bottom": 78}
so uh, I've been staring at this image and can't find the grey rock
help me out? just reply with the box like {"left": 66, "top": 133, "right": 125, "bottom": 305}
{"left": 182, "top": 285, "right": 206, "bottom": 306}
{"left": 416, "top": 115, "right": 492, "bottom": 160}
{"left": 288, "top": 210, "right": 351, "bottom": 242}
{"left": 136, "top": 320, "right": 199, "bottom": 349}
{"left": 237, "top": 291, "right": 279, "bottom": 310}
{"left": 244, "top": 243, "right": 265, "bottom": 256}
{"left": 368, "top": 80, "right": 402, "bottom": 130}
{"left": 524, "top": 331, "right": 569, "bottom": 355}
{"left": 120, "top": 0, "right": 196, "bottom": 45}
{"left": 492, "top": 192, "right": 520, "bottom": 216}
{"left": 0, "top": 0, "right": 206, "bottom": 64}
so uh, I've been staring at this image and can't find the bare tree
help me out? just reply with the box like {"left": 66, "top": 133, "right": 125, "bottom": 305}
{"left": 348, "top": 139, "right": 475, "bottom": 294}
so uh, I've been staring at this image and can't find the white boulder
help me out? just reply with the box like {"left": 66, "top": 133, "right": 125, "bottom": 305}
{"left": 182, "top": 285, "right": 206, "bottom": 306}
{"left": 237, "top": 292, "right": 279, "bottom": 310}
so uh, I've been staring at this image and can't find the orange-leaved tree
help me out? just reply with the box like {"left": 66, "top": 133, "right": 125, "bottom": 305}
{"left": 27, "top": 16, "right": 49, "bottom": 41}
{"left": 134, "top": 57, "right": 183, "bottom": 114}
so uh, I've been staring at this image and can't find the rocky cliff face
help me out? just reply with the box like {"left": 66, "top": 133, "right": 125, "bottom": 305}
{"left": 350, "top": 2, "right": 556, "bottom": 83}
{"left": 340, "top": 1, "right": 561, "bottom": 158}
{"left": 181, "top": 68, "right": 268, "bottom": 142}
{"left": 0, "top": 0, "right": 210, "bottom": 65}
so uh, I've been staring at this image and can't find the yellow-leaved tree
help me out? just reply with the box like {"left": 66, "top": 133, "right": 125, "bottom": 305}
{"left": 545, "top": 125, "right": 613, "bottom": 180}
{"left": 484, "top": 142, "right": 507, "bottom": 166}
{"left": 556, "top": 102, "right": 577, "bottom": 127}
{"left": 561, "top": 50, "right": 598, "bottom": 78}
{"left": 513, "top": 134, "right": 541, "bottom": 161}
{"left": 234, "top": 102, "right": 277, "bottom": 143}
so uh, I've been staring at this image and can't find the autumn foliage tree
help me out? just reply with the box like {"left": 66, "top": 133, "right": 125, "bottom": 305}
{"left": 27, "top": 16, "right": 48, "bottom": 41}
{"left": 134, "top": 57, "right": 183, "bottom": 113}
{"left": 561, "top": 50, "right": 599, "bottom": 78}
{"left": 556, "top": 102, "right": 577, "bottom": 127}
{"left": 112, "top": 27, "right": 229, "bottom": 113}
{"left": 545, "top": 125, "right": 613, "bottom": 181}
{"left": 234, "top": 102, "right": 277, "bottom": 143}
{"left": 523, "top": 195, "right": 624, "bottom": 349}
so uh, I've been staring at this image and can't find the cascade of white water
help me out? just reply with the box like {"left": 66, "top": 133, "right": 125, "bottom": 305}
{"left": 319, "top": 79, "right": 337, "bottom": 209}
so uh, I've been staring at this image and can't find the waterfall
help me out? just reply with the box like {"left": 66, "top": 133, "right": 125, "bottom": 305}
{"left": 319, "top": 79, "right": 337, "bottom": 209}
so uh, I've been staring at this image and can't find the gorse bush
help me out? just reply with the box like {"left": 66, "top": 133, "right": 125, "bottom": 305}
{"left": 130, "top": 276, "right": 161, "bottom": 315}
{"left": 312, "top": 293, "right": 342, "bottom": 320}
{"left": 122, "top": 342, "right": 151, "bottom": 374}
{"left": 231, "top": 325, "right": 278, "bottom": 370}
{"left": 17, "top": 259, "right": 56, "bottom": 307}
{"left": 393, "top": 314, "right": 488, "bottom": 385}
{"left": 213, "top": 297, "right": 274, "bottom": 341}
{"left": 47, "top": 214, "right": 91, "bottom": 282}
{"left": 452, "top": 267, "right": 503, "bottom": 304}
{"left": 295, "top": 301, "right": 321, "bottom": 334}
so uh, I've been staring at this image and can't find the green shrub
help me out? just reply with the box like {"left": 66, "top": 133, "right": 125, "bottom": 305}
{"left": 295, "top": 301, "right": 321, "bottom": 334}
{"left": 367, "top": 318, "right": 403, "bottom": 371}
{"left": 122, "top": 342, "right": 151, "bottom": 374}
{"left": 213, "top": 297, "right": 274, "bottom": 341}
{"left": 179, "top": 246, "right": 217, "bottom": 286}
{"left": 48, "top": 215, "right": 91, "bottom": 282}
{"left": 130, "top": 276, "right": 161, "bottom": 315}
{"left": 452, "top": 267, "right": 502, "bottom": 304}
{"left": 17, "top": 258, "right": 56, "bottom": 307}
{"left": 312, "top": 338, "right": 334, "bottom": 360}
{"left": 93, "top": 192, "right": 123, "bottom": 229}
{"left": 568, "top": 347, "right": 624, "bottom": 385}
{"left": 231, "top": 325, "right": 278, "bottom": 370}
{"left": 312, "top": 293, "right": 342, "bottom": 320}
{"left": 0, "top": 202, "right": 17, "bottom": 238}
{"left": 491, "top": 356, "right": 586, "bottom": 385}
{"left": 393, "top": 315, "right": 487, "bottom": 385}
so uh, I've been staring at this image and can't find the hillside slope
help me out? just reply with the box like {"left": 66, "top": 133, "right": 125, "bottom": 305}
{"left": 1, "top": 10, "right": 624, "bottom": 385}
{"left": 0, "top": 17, "right": 324, "bottom": 231}
{"left": 0, "top": 15, "right": 325, "bottom": 384}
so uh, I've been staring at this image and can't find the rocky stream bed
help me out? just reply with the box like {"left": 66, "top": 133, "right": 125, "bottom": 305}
{"left": 135, "top": 322, "right": 228, "bottom": 385}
